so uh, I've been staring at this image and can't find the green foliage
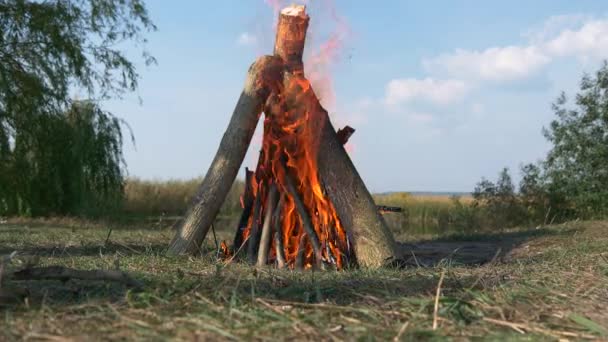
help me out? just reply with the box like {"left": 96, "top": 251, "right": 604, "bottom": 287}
{"left": 472, "top": 168, "right": 526, "bottom": 228}
{"left": 472, "top": 61, "right": 608, "bottom": 226}
{"left": 1, "top": 101, "right": 126, "bottom": 216}
{"left": 0, "top": 0, "right": 155, "bottom": 216}
{"left": 543, "top": 61, "right": 608, "bottom": 218}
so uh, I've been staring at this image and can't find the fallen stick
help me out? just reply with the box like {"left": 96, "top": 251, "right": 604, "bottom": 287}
{"left": 376, "top": 205, "right": 403, "bottom": 213}
{"left": 257, "top": 183, "right": 278, "bottom": 267}
{"left": 10, "top": 266, "right": 143, "bottom": 288}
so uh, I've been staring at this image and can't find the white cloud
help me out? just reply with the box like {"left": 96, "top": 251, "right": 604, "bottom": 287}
{"left": 544, "top": 19, "right": 608, "bottom": 59}
{"left": 236, "top": 32, "right": 257, "bottom": 46}
{"left": 522, "top": 14, "right": 589, "bottom": 43}
{"left": 423, "top": 16, "right": 608, "bottom": 83}
{"left": 423, "top": 46, "right": 550, "bottom": 82}
{"left": 384, "top": 78, "right": 469, "bottom": 106}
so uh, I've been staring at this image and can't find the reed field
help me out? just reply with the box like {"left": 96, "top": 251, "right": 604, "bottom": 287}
{"left": 121, "top": 178, "right": 481, "bottom": 236}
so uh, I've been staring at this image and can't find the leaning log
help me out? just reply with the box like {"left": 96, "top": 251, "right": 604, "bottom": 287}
{"left": 272, "top": 5, "right": 398, "bottom": 268}
{"left": 282, "top": 73, "right": 399, "bottom": 268}
{"left": 167, "top": 56, "right": 283, "bottom": 255}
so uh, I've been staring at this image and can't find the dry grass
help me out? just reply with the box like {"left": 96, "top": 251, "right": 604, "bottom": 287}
{"left": 1, "top": 219, "right": 607, "bottom": 340}
{"left": 122, "top": 178, "right": 244, "bottom": 218}
{"left": 120, "top": 179, "right": 479, "bottom": 236}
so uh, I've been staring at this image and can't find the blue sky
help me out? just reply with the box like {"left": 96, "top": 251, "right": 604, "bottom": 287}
{"left": 105, "top": 0, "right": 608, "bottom": 193}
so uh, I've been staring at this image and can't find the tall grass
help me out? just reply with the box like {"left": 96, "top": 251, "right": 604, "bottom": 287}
{"left": 374, "top": 192, "right": 479, "bottom": 235}
{"left": 122, "top": 177, "right": 244, "bottom": 218}
{"left": 121, "top": 179, "right": 485, "bottom": 235}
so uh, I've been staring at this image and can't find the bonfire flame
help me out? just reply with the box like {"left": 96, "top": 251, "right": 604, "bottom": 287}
{"left": 231, "top": 5, "right": 351, "bottom": 270}
{"left": 238, "top": 74, "right": 350, "bottom": 270}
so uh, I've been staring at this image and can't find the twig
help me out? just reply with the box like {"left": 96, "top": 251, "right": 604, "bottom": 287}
{"left": 482, "top": 317, "right": 596, "bottom": 339}
{"left": 210, "top": 223, "right": 220, "bottom": 258}
{"left": 10, "top": 266, "right": 143, "bottom": 288}
{"left": 225, "top": 235, "right": 250, "bottom": 264}
{"left": 257, "top": 184, "right": 278, "bottom": 267}
{"left": 410, "top": 250, "right": 421, "bottom": 268}
{"left": 432, "top": 270, "right": 446, "bottom": 330}
{"left": 376, "top": 205, "right": 403, "bottom": 213}
{"left": 104, "top": 227, "right": 113, "bottom": 246}
{"left": 393, "top": 321, "right": 410, "bottom": 341}
{"left": 468, "top": 247, "right": 502, "bottom": 290}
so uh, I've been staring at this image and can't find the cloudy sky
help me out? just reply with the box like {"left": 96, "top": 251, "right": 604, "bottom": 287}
{"left": 105, "top": 0, "right": 608, "bottom": 193}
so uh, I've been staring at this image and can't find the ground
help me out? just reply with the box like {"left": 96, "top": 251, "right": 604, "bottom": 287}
{"left": 1, "top": 219, "right": 607, "bottom": 341}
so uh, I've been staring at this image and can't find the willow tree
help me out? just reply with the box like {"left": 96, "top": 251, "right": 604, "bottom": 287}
{"left": 0, "top": 0, "right": 155, "bottom": 216}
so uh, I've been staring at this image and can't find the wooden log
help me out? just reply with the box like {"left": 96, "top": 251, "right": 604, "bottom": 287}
{"left": 167, "top": 55, "right": 283, "bottom": 256}
{"left": 318, "top": 98, "right": 398, "bottom": 267}
{"left": 282, "top": 72, "right": 399, "bottom": 268}
{"left": 273, "top": 195, "right": 287, "bottom": 269}
{"left": 233, "top": 168, "right": 255, "bottom": 250}
{"left": 274, "top": 5, "right": 309, "bottom": 74}
{"left": 257, "top": 183, "right": 278, "bottom": 267}
{"left": 247, "top": 183, "right": 264, "bottom": 264}
{"left": 274, "top": 5, "right": 398, "bottom": 268}
{"left": 283, "top": 163, "right": 323, "bottom": 269}
{"left": 294, "top": 234, "right": 307, "bottom": 270}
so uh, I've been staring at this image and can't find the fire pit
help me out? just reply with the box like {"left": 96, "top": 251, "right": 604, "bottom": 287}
{"left": 168, "top": 5, "right": 398, "bottom": 269}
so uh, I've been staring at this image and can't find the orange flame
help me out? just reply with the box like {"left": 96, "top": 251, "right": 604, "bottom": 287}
{"left": 240, "top": 75, "right": 350, "bottom": 269}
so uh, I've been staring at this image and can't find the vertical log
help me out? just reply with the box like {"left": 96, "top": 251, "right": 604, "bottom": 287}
{"left": 233, "top": 168, "right": 255, "bottom": 250}
{"left": 257, "top": 183, "right": 278, "bottom": 266}
{"left": 247, "top": 184, "right": 264, "bottom": 264}
{"left": 273, "top": 195, "right": 287, "bottom": 268}
{"left": 274, "top": 5, "right": 309, "bottom": 74}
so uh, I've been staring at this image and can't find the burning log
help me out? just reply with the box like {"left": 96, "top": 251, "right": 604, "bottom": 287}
{"left": 257, "top": 183, "right": 278, "bottom": 267}
{"left": 233, "top": 168, "right": 255, "bottom": 250}
{"left": 282, "top": 161, "right": 323, "bottom": 269}
{"left": 167, "top": 5, "right": 399, "bottom": 269}
{"left": 273, "top": 195, "right": 287, "bottom": 268}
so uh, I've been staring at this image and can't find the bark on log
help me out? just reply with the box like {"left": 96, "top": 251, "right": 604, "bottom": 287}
{"left": 283, "top": 73, "right": 399, "bottom": 268}
{"left": 167, "top": 56, "right": 283, "bottom": 255}
{"left": 274, "top": 5, "right": 398, "bottom": 268}
{"left": 274, "top": 5, "right": 309, "bottom": 74}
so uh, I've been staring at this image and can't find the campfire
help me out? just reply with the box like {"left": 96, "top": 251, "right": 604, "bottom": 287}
{"left": 168, "top": 5, "right": 398, "bottom": 269}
